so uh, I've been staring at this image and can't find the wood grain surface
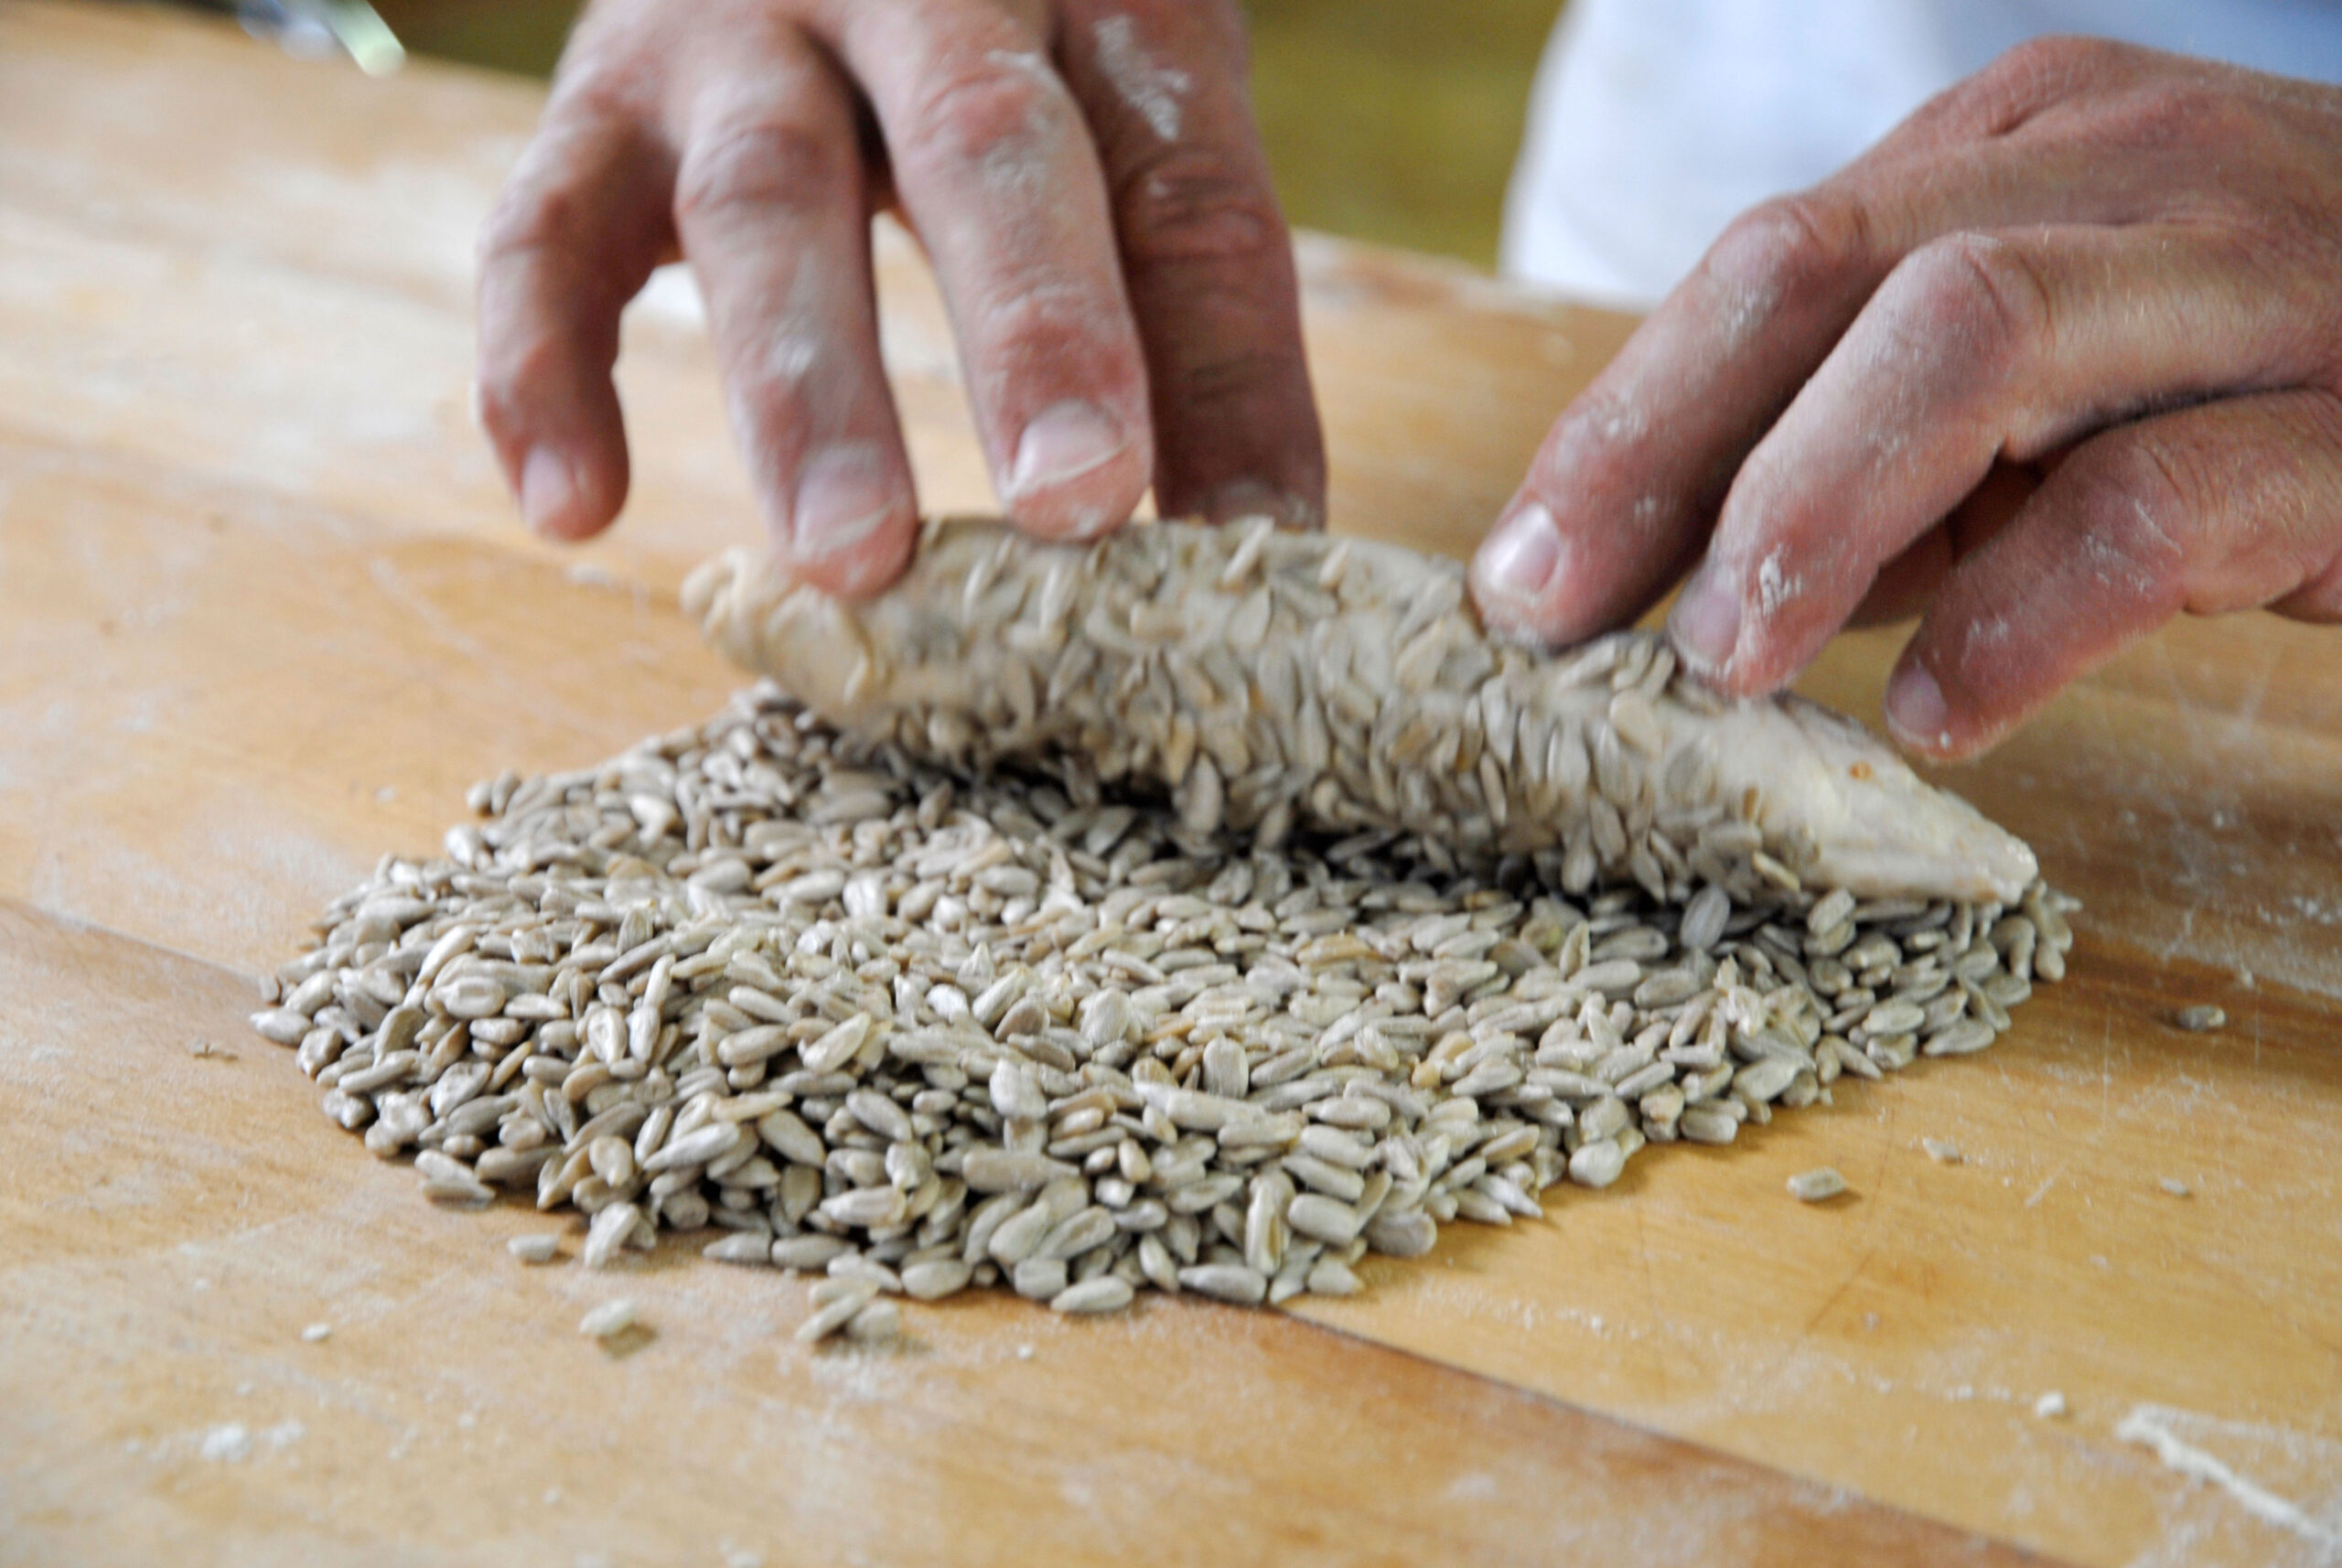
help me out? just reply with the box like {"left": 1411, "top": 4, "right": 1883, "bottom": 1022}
{"left": 3, "top": 5, "right": 2337, "bottom": 1565}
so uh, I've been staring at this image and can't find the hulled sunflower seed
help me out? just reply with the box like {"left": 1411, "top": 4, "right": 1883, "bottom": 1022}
{"left": 578, "top": 1299, "right": 638, "bottom": 1339}
{"left": 795, "top": 1282, "right": 879, "bottom": 1343}
{"left": 1176, "top": 1262, "right": 1269, "bottom": 1305}
{"left": 1787, "top": 1167, "right": 1847, "bottom": 1203}
{"left": 1050, "top": 1276, "right": 1134, "bottom": 1315}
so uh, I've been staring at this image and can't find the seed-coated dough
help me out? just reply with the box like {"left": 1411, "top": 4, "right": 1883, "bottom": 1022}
{"left": 685, "top": 518, "right": 2037, "bottom": 904}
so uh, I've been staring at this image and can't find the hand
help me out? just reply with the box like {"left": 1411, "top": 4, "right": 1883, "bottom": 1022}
{"left": 1469, "top": 38, "right": 2342, "bottom": 758}
{"left": 474, "top": 0, "right": 1324, "bottom": 596}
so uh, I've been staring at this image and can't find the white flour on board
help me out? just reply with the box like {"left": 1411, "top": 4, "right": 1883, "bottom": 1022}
{"left": 2126, "top": 1413, "right": 2342, "bottom": 1568}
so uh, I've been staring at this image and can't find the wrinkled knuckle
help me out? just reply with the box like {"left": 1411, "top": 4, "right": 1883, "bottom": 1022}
{"left": 1166, "top": 346, "right": 1294, "bottom": 410}
{"left": 478, "top": 169, "right": 590, "bottom": 267}
{"left": 675, "top": 117, "right": 844, "bottom": 227}
{"left": 1115, "top": 145, "right": 1283, "bottom": 267}
{"left": 1895, "top": 233, "right": 2054, "bottom": 381}
{"left": 908, "top": 57, "right": 1068, "bottom": 172}
{"left": 1704, "top": 193, "right": 1872, "bottom": 306}
{"left": 2102, "top": 78, "right": 2247, "bottom": 156}
{"left": 2074, "top": 435, "right": 2197, "bottom": 578}
{"left": 1996, "top": 34, "right": 2113, "bottom": 81}
{"left": 973, "top": 280, "right": 1107, "bottom": 358}
{"left": 546, "top": 58, "right": 655, "bottom": 138}
{"left": 1978, "top": 35, "right": 2122, "bottom": 102}
{"left": 478, "top": 102, "right": 651, "bottom": 267}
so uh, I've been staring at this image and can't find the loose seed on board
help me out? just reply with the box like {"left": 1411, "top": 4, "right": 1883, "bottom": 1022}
{"left": 795, "top": 1282, "right": 877, "bottom": 1343}
{"left": 1920, "top": 1139, "right": 1963, "bottom": 1165}
{"left": 845, "top": 1298, "right": 901, "bottom": 1343}
{"left": 578, "top": 1299, "right": 638, "bottom": 1340}
{"left": 2169, "top": 1004, "right": 2227, "bottom": 1033}
{"left": 1786, "top": 1168, "right": 1847, "bottom": 1203}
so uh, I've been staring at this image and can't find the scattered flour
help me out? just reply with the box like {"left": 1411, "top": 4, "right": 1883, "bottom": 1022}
{"left": 196, "top": 1419, "right": 303, "bottom": 1464}
{"left": 198, "top": 1423, "right": 251, "bottom": 1464}
{"left": 2117, "top": 1404, "right": 2342, "bottom": 1557}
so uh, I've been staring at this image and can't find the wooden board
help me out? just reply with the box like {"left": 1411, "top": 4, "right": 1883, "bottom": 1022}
{"left": 3, "top": 5, "right": 2337, "bottom": 1563}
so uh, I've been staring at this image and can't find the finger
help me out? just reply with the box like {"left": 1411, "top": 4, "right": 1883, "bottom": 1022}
{"left": 817, "top": 4, "right": 1153, "bottom": 541}
{"left": 475, "top": 81, "right": 675, "bottom": 541}
{"left": 669, "top": 23, "right": 917, "bottom": 596}
{"left": 1884, "top": 387, "right": 2342, "bottom": 758}
{"left": 1666, "top": 222, "right": 2332, "bottom": 693}
{"left": 1467, "top": 65, "right": 2241, "bottom": 646}
{"left": 1057, "top": 0, "right": 1324, "bottom": 526}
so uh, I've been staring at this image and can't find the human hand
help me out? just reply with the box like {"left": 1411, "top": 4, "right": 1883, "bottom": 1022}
{"left": 1470, "top": 38, "right": 2342, "bottom": 758}
{"left": 474, "top": 0, "right": 1323, "bottom": 596}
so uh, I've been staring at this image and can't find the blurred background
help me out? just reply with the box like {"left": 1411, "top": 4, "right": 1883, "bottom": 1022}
{"left": 358, "top": 0, "right": 1566, "bottom": 267}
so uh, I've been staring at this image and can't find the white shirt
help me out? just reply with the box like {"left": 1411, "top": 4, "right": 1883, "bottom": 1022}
{"left": 1502, "top": 0, "right": 2342, "bottom": 308}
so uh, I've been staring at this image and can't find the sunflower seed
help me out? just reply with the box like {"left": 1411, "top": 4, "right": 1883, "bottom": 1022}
{"left": 771, "top": 1234, "right": 854, "bottom": 1272}
{"left": 704, "top": 1232, "right": 774, "bottom": 1265}
{"left": 1176, "top": 1262, "right": 1268, "bottom": 1305}
{"left": 1922, "top": 1019, "right": 1996, "bottom": 1058}
{"left": 845, "top": 1298, "right": 901, "bottom": 1342}
{"left": 578, "top": 1299, "right": 638, "bottom": 1339}
{"left": 508, "top": 1233, "right": 562, "bottom": 1264}
{"left": 1050, "top": 1276, "right": 1134, "bottom": 1315}
{"left": 795, "top": 1282, "right": 878, "bottom": 1343}
{"left": 1567, "top": 1139, "right": 1627, "bottom": 1189}
{"left": 1787, "top": 1167, "right": 1847, "bottom": 1202}
{"left": 901, "top": 1259, "right": 975, "bottom": 1300}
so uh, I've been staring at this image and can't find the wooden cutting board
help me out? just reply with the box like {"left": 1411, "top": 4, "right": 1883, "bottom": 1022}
{"left": 2, "top": 5, "right": 2337, "bottom": 1563}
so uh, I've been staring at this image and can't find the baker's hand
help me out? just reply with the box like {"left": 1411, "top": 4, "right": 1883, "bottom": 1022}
{"left": 474, "top": 0, "right": 1323, "bottom": 595}
{"left": 1470, "top": 38, "right": 2342, "bottom": 758}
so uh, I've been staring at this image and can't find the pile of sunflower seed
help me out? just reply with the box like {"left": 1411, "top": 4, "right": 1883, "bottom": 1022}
{"left": 252, "top": 685, "right": 2073, "bottom": 1339}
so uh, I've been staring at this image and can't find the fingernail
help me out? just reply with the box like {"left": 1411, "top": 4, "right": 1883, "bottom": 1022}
{"left": 1885, "top": 660, "right": 1950, "bottom": 750}
{"left": 1476, "top": 503, "right": 1563, "bottom": 604}
{"left": 1669, "top": 565, "right": 1743, "bottom": 676}
{"left": 520, "top": 446, "right": 578, "bottom": 538}
{"left": 1201, "top": 479, "right": 1319, "bottom": 530}
{"left": 791, "top": 446, "right": 902, "bottom": 562}
{"left": 1007, "top": 400, "right": 1128, "bottom": 499}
